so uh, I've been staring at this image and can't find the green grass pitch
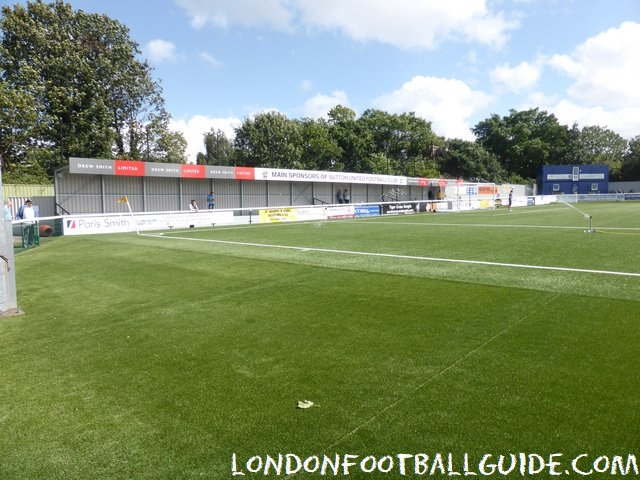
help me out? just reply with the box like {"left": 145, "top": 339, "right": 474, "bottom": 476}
{"left": 1, "top": 202, "right": 639, "bottom": 479}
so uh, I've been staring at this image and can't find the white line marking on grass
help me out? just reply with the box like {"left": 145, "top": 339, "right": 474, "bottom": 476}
{"left": 356, "top": 221, "right": 585, "bottom": 230}
{"left": 598, "top": 229, "right": 640, "bottom": 237}
{"left": 491, "top": 206, "right": 567, "bottom": 216}
{"left": 348, "top": 219, "right": 640, "bottom": 232}
{"left": 141, "top": 233, "right": 640, "bottom": 278}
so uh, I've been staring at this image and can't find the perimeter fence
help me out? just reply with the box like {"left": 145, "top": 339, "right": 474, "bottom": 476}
{"left": 10, "top": 192, "right": 639, "bottom": 244}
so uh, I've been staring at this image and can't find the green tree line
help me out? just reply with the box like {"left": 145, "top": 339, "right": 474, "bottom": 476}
{"left": 199, "top": 107, "right": 640, "bottom": 183}
{"left": 2, "top": 1, "right": 640, "bottom": 185}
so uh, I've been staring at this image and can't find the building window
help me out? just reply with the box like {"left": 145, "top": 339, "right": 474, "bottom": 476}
{"left": 553, "top": 184, "right": 560, "bottom": 192}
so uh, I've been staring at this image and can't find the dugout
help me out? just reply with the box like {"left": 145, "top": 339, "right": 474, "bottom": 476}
{"left": 54, "top": 158, "right": 445, "bottom": 215}
{"left": 537, "top": 164, "right": 609, "bottom": 195}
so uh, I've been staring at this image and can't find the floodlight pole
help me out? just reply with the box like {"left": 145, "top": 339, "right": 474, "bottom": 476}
{"left": 0, "top": 157, "right": 22, "bottom": 316}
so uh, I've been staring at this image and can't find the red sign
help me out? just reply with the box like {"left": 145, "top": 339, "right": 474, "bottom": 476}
{"left": 115, "top": 160, "right": 145, "bottom": 176}
{"left": 234, "top": 166, "right": 255, "bottom": 180}
{"left": 479, "top": 185, "right": 498, "bottom": 195}
{"left": 438, "top": 179, "right": 447, "bottom": 187}
{"left": 417, "top": 178, "right": 429, "bottom": 186}
{"left": 181, "top": 164, "right": 205, "bottom": 178}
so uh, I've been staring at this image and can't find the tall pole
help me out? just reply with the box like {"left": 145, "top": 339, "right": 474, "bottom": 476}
{"left": 0, "top": 157, "right": 22, "bottom": 316}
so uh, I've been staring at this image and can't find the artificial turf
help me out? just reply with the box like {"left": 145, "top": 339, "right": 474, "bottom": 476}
{"left": 1, "top": 202, "right": 638, "bottom": 479}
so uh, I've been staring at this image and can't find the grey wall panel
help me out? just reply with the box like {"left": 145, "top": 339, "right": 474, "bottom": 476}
{"left": 212, "top": 180, "right": 240, "bottom": 210}
{"left": 268, "top": 182, "right": 294, "bottom": 207}
{"left": 311, "top": 182, "right": 333, "bottom": 204}
{"left": 54, "top": 167, "right": 432, "bottom": 214}
{"left": 55, "top": 172, "right": 103, "bottom": 214}
{"left": 144, "top": 177, "right": 181, "bottom": 212}
{"left": 57, "top": 193, "right": 104, "bottom": 214}
{"left": 290, "top": 182, "right": 314, "bottom": 206}
{"left": 241, "top": 181, "right": 267, "bottom": 208}
{"left": 103, "top": 176, "right": 144, "bottom": 212}
{"left": 349, "top": 184, "right": 367, "bottom": 204}
{"left": 367, "top": 185, "right": 385, "bottom": 203}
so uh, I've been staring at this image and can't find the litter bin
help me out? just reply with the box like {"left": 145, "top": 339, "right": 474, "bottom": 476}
{"left": 39, "top": 224, "right": 54, "bottom": 237}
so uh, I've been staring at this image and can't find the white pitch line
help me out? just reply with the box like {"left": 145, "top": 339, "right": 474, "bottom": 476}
{"left": 141, "top": 233, "right": 640, "bottom": 278}
{"left": 350, "top": 219, "right": 640, "bottom": 232}
{"left": 355, "top": 221, "right": 585, "bottom": 230}
{"left": 493, "top": 206, "right": 567, "bottom": 215}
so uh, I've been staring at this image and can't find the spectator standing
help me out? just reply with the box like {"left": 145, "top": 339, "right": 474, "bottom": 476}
{"left": 3, "top": 199, "right": 13, "bottom": 221}
{"left": 207, "top": 191, "right": 215, "bottom": 209}
{"left": 343, "top": 189, "right": 350, "bottom": 204}
{"left": 336, "top": 189, "right": 343, "bottom": 204}
{"left": 19, "top": 199, "right": 37, "bottom": 247}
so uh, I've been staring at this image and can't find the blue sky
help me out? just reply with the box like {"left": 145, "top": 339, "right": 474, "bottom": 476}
{"left": 5, "top": 0, "right": 640, "bottom": 162}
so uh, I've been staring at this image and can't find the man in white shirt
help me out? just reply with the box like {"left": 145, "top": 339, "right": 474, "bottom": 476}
{"left": 20, "top": 199, "right": 37, "bottom": 247}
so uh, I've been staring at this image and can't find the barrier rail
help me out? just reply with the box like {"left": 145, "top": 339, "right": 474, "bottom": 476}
{"left": 12, "top": 193, "right": 638, "bottom": 238}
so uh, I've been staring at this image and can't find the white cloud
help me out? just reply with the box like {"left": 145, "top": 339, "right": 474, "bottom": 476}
{"left": 298, "top": 0, "right": 518, "bottom": 49}
{"left": 547, "top": 100, "right": 640, "bottom": 140}
{"left": 176, "top": 0, "right": 518, "bottom": 50}
{"left": 175, "top": 0, "right": 293, "bottom": 30}
{"left": 490, "top": 60, "right": 542, "bottom": 93}
{"left": 548, "top": 21, "right": 640, "bottom": 108}
{"left": 302, "top": 91, "right": 349, "bottom": 119}
{"left": 198, "top": 51, "right": 224, "bottom": 67}
{"left": 298, "top": 79, "right": 314, "bottom": 92}
{"left": 144, "top": 39, "right": 179, "bottom": 63}
{"left": 373, "top": 76, "right": 492, "bottom": 140}
{"left": 170, "top": 115, "right": 241, "bottom": 163}
{"left": 533, "top": 21, "right": 640, "bottom": 139}
{"left": 547, "top": 54, "right": 580, "bottom": 76}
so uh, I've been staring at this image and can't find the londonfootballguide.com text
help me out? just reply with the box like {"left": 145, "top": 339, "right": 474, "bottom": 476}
{"left": 231, "top": 452, "right": 638, "bottom": 476}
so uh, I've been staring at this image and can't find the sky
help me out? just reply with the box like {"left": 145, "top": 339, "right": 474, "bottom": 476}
{"left": 4, "top": 0, "right": 640, "bottom": 163}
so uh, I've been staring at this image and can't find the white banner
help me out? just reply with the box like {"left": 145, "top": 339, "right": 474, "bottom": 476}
{"left": 62, "top": 211, "right": 234, "bottom": 235}
{"left": 254, "top": 168, "right": 407, "bottom": 186}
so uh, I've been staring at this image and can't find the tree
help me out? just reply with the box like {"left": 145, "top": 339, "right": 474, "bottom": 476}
{"left": 233, "top": 111, "right": 302, "bottom": 168}
{"left": 328, "top": 105, "right": 364, "bottom": 173}
{"left": 297, "top": 118, "right": 342, "bottom": 171}
{"left": 327, "top": 105, "right": 371, "bottom": 173}
{"left": 440, "top": 139, "right": 506, "bottom": 183}
{"left": 0, "top": 80, "right": 37, "bottom": 167}
{"left": 0, "top": 0, "right": 185, "bottom": 175}
{"left": 356, "top": 109, "right": 398, "bottom": 174}
{"left": 575, "top": 125, "right": 627, "bottom": 180}
{"left": 472, "top": 108, "right": 571, "bottom": 180}
{"left": 357, "top": 109, "right": 440, "bottom": 177}
{"left": 134, "top": 108, "right": 187, "bottom": 163}
{"left": 197, "top": 129, "right": 234, "bottom": 166}
{"left": 153, "top": 126, "right": 188, "bottom": 164}
{"left": 620, "top": 135, "right": 640, "bottom": 181}
{"left": 395, "top": 113, "right": 440, "bottom": 178}
{"left": 470, "top": 113, "right": 512, "bottom": 171}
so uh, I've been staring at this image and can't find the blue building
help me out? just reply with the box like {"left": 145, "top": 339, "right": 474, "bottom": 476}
{"left": 537, "top": 165, "right": 609, "bottom": 195}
